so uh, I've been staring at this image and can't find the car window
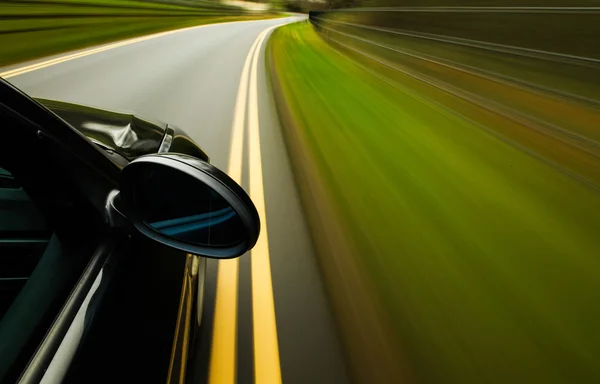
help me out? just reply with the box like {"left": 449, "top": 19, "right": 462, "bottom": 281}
{"left": 0, "top": 165, "right": 59, "bottom": 382}
{"left": 0, "top": 165, "right": 90, "bottom": 383}
{"left": 0, "top": 166, "right": 51, "bottom": 320}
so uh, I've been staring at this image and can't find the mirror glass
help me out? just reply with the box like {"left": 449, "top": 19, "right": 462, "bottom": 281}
{"left": 132, "top": 165, "right": 245, "bottom": 246}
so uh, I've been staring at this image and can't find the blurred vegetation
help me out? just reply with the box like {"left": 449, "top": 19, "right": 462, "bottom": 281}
{"left": 270, "top": 20, "right": 600, "bottom": 383}
{"left": 0, "top": 0, "right": 275, "bottom": 67}
{"left": 309, "top": 14, "right": 600, "bottom": 181}
{"left": 270, "top": 0, "right": 327, "bottom": 13}
{"left": 310, "top": 9, "right": 600, "bottom": 59}
{"left": 305, "top": 2, "right": 600, "bottom": 382}
{"left": 323, "top": 0, "right": 600, "bottom": 7}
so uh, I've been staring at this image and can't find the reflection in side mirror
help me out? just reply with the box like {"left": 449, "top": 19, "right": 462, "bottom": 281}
{"left": 147, "top": 206, "right": 239, "bottom": 243}
{"left": 133, "top": 166, "right": 245, "bottom": 246}
{"left": 118, "top": 153, "right": 260, "bottom": 258}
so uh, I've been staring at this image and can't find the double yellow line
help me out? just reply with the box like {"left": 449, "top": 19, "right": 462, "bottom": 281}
{"left": 211, "top": 24, "right": 282, "bottom": 384}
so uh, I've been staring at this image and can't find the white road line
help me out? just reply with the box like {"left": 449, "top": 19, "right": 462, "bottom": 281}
{"left": 0, "top": 19, "right": 264, "bottom": 79}
{"left": 248, "top": 24, "right": 283, "bottom": 384}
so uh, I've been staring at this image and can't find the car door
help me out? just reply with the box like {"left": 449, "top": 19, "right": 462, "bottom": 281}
{"left": 0, "top": 80, "right": 120, "bottom": 383}
{"left": 0, "top": 166, "right": 49, "bottom": 319}
{"left": 0, "top": 79, "right": 201, "bottom": 384}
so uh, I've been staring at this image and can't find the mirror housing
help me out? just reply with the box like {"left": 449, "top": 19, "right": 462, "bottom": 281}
{"left": 117, "top": 153, "right": 260, "bottom": 258}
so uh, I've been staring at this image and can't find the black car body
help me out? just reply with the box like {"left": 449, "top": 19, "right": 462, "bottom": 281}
{"left": 0, "top": 79, "right": 258, "bottom": 383}
{"left": 37, "top": 98, "right": 210, "bottom": 165}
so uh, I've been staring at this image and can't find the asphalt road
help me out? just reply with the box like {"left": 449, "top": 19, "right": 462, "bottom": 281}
{"left": 4, "top": 16, "right": 349, "bottom": 384}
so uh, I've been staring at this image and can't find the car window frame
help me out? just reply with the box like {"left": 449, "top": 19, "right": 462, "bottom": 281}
{"left": 17, "top": 239, "right": 116, "bottom": 384}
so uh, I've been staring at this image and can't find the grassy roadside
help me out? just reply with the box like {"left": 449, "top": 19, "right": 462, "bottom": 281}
{"left": 267, "top": 24, "right": 415, "bottom": 384}
{"left": 0, "top": 0, "right": 278, "bottom": 67}
{"left": 269, "top": 21, "right": 600, "bottom": 383}
{"left": 313, "top": 24, "right": 600, "bottom": 190}
{"left": 313, "top": 18, "right": 600, "bottom": 114}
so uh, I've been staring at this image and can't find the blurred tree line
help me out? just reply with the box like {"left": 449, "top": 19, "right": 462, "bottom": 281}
{"left": 310, "top": 0, "right": 600, "bottom": 9}
{"left": 251, "top": 0, "right": 600, "bottom": 14}
{"left": 263, "top": 0, "right": 329, "bottom": 13}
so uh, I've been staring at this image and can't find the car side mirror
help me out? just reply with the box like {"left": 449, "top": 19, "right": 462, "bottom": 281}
{"left": 117, "top": 153, "right": 260, "bottom": 258}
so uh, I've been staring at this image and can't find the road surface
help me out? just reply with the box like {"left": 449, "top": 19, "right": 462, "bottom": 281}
{"left": 2, "top": 16, "right": 349, "bottom": 384}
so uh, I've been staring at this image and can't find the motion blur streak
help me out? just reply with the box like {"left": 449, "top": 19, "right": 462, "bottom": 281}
{"left": 269, "top": 5, "right": 600, "bottom": 380}
{"left": 208, "top": 26, "right": 263, "bottom": 384}
{"left": 248, "top": 25, "right": 283, "bottom": 384}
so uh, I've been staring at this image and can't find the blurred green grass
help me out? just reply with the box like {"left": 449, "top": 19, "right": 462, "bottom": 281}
{"left": 0, "top": 0, "right": 274, "bottom": 67}
{"left": 270, "top": 21, "right": 600, "bottom": 383}
{"left": 314, "top": 18, "right": 600, "bottom": 113}
{"left": 312, "top": 22, "right": 600, "bottom": 189}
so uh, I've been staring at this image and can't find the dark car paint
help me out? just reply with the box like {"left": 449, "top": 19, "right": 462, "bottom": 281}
{"left": 35, "top": 98, "right": 210, "bottom": 164}
{"left": 35, "top": 98, "right": 167, "bottom": 160}
{"left": 0, "top": 79, "right": 207, "bottom": 383}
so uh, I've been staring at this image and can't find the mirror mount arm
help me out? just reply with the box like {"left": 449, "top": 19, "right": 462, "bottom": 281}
{"left": 104, "top": 189, "right": 133, "bottom": 232}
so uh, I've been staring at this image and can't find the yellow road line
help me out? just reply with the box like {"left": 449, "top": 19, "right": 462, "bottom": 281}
{"left": 248, "top": 25, "right": 283, "bottom": 384}
{"left": 209, "top": 259, "right": 238, "bottom": 384}
{"left": 208, "top": 28, "right": 264, "bottom": 384}
{"left": 0, "top": 20, "right": 261, "bottom": 79}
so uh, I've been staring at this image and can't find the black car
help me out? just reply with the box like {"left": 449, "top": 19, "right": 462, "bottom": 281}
{"left": 0, "top": 78, "right": 260, "bottom": 383}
